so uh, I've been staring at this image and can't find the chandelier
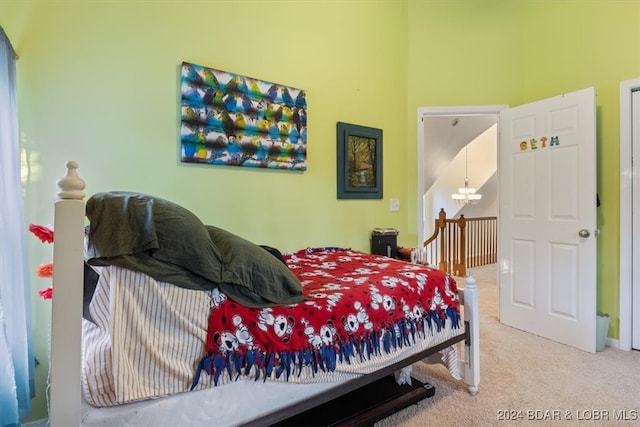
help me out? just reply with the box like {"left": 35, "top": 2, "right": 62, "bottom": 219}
{"left": 451, "top": 146, "right": 482, "bottom": 205}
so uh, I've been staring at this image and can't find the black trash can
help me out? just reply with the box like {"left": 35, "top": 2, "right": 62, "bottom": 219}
{"left": 371, "top": 228, "right": 399, "bottom": 258}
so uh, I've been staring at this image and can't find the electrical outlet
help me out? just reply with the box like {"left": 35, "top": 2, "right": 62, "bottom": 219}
{"left": 390, "top": 198, "right": 400, "bottom": 212}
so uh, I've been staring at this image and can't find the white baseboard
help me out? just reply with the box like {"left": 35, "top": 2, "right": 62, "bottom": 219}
{"left": 605, "top": 337, "right": 619, "bottom": 349}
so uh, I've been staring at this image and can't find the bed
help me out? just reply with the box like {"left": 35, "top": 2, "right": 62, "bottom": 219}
{"left": 47, "top": 160, "right": 479, "bottom": 427}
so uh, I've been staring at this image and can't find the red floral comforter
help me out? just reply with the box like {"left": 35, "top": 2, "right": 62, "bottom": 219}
{"left": 191, "top": 248, "right": 460, "bottom": 387}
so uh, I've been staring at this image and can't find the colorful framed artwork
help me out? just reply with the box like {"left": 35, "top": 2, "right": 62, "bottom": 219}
{"left": 336, "top": 122, "right": 382, "bottom": 199}
{"left": 180, "top": 61, "right": 307, "bottom": 170}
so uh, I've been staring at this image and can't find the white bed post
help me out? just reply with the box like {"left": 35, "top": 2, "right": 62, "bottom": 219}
{"left": 463, "top": 271, "right": 480, "bottom": 395}
{"left": 49, "top": 161, "right": 86, "bottom": 427}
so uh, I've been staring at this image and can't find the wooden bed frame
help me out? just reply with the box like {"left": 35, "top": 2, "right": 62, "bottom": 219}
{"left": 47, "top": 161, "right": 480, "bottom": 427}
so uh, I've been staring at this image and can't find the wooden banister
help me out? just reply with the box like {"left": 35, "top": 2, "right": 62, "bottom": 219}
{"left": 423, "top": 208, "right": 496, "bottom": 276}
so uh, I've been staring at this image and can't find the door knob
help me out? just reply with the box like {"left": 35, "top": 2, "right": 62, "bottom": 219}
{"left": 578, "top": 229, "right": 590, "bottom": 238}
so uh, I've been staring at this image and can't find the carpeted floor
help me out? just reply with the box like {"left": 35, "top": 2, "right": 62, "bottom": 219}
{"left": 375, "top": 263, "right": 640, "bottom": 427}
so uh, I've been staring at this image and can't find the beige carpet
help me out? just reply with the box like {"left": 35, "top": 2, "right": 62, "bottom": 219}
{"left": 376, "top": 264, "right": 640, "bottom": 427}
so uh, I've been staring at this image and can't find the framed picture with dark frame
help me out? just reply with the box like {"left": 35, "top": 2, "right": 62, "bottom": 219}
{"left": 337, "top": 122, "right": 383, "bottom": 199}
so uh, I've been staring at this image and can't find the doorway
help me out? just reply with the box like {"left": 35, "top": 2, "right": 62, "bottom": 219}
{"left": 417, "top": 90, "right": 598, "bottom": 353}
{"left": 416, "top": 106, "right": 505, "bottom": 321}
{"left": 416, "top": 106, "right": 505, "bottom": 249}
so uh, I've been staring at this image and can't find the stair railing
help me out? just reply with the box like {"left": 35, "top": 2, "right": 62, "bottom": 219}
{"left": 422, "top": 208, "right": 496, "bottom": 276}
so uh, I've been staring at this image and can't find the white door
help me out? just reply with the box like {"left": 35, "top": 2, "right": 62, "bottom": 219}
{"left": 499, "top": 87, "right": 597, "bottom": 353}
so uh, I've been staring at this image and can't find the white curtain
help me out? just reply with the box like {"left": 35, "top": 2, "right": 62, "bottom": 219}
{"left": 0, "top": 26, "right": 35, "bottom": 426}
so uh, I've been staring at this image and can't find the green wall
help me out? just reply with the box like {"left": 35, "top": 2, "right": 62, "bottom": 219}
{"left": 2, "top": 1, "right": 409, "bottom": 421}
{"left": 406, "top": 0, "right": 525, "bottom": 236}
{"left": 1, "top": 0, "right": 638, "bottom": 422}
{"left": 517, "top": 0, "right": 640, "bottom": 346}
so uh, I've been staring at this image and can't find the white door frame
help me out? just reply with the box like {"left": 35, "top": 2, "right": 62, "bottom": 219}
{"left": 416, "top": 105, "right": 507, "bottom": 247}
{"left": 619, "top": 77, "right": 640, "bottom": 351}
